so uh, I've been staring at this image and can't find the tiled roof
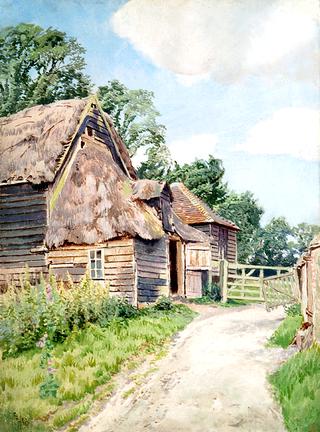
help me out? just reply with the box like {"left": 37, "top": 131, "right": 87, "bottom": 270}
{"left": 171, "top": 183, "right": 240, "bottom": 230}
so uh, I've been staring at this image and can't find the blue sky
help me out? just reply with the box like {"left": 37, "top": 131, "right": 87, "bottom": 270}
{"left": 1, "top": 0, "right": 319, "bottom": 225}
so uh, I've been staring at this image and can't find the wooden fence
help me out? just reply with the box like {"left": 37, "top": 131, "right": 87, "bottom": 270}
{"left": 216, "top": 259, "right": 295, "bottom": 304}
{"left": 263, "top": 271, "right": 300, "bottom": 310}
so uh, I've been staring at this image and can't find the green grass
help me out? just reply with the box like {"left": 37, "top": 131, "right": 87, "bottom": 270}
{"left": 269, "top": 344, "right": 320, "bottom": 432}
{"left": 267, "top": 315, "right": 303, "bottom": 348}
{"left": 0, "top": 305, "right": 196, "bottom": 431}
{"left": 189, "top": 297, "right": 251, "bottom": 307}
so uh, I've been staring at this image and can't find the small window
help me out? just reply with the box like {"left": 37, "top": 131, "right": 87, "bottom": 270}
{"left": 88, "top": 249, "right": 104, "bottom": 279}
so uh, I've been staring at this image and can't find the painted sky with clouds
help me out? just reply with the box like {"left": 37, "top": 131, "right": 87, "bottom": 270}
{"left": 1, "top": 0, "right": 319, "bottom": 225}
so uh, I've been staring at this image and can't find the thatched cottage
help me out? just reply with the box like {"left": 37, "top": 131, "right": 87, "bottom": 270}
{"left": 171, "top": 183, "right": 240, "bottom": 276}
{"left": 0, "top": 97, "right": 210, "bottom": 303}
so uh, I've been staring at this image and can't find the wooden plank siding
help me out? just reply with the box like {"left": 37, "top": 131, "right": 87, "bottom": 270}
{"left": 185, "top": 242, "right": 211, "bottom": 297}
{"left": 104, "top": 239, "right": 136, "bottom": 304}
{"left": 0, "top": 183, "right": 48, "bottom": 289}
{"left": 48, "top": 238, "right": 136, "bottom": 304}
{"left": 134, "top": 237, "right": 169, "bottom": 303}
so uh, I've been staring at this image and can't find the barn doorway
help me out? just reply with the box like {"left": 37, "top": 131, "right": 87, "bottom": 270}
{"left": 169, "top": 239, "right": 184, "bottom": 295}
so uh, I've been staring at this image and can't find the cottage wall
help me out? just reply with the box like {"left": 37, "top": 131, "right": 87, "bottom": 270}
{"left": 134, "top": 237, "right": 169, "bottom": 303}
{"left": 48, "top": 238, "right": 136, "bottom": 304}
{"left": 0, "top": 183, "right": 48, "bottom": 289}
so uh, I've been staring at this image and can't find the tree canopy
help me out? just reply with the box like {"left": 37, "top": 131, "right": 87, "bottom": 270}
{"left": 165, "top": 156, "right": 228, "bottom": 207}
{"left": 0, "top": 23, "right": 92, "bottom": 117}
{"left": 98, "top": 80, "right": 166, "bottom": 158}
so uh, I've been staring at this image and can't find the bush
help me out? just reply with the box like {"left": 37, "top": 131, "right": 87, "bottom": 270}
{"left": 284, "top": 303, "right": 301, "bottom": 317}
{"left": 154, "top": 296, "right": 174, "bottom": 311}
{"left": 0, "top": 272, "right": 139, "bottom": 358}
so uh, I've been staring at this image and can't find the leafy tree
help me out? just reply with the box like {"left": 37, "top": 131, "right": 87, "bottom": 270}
{"left": 291, "top": 223, "right": 320, "bottom": 256}
{"left": 166, "top": 156, "right": 227, "bottom": 207}
{"left": 252, "top": 217, "right": 295, "bottom": 267}
{"left": 98, "top": 80, "right": 166, "bottom": 158}
{"left": 137, "top": 141, "right": 173, "bottom": 180}
{"left": 216, "top": 191, "right": 264, "bottom": 263}
{"left": 0, "top": 23, "right": 92, "bottom": 117}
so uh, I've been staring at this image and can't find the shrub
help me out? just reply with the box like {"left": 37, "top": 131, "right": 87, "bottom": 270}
{"left": 284, "top": 303, "right": 301, "bottom": 317}
{"left": 0, "top": 272, "right": 139, "bottom": 358}
{"left": 203, "top": 283, "right": 222, "bottom": 301}
{"left": 154, "top": 296, "right": 173, "bottom": 311}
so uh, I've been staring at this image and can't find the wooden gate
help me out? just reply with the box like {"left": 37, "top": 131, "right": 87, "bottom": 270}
{"left": 263, "top": 271, "right": 300, "bottom": 310}
{"left": 218, "top": 259, "right": 296, "bottom": 304}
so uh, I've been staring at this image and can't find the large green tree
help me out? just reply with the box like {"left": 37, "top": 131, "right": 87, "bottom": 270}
{"left": 252, "top": 217, "right": 295, "bottom": 267}
{"left": 216, "top": 191, "right": 264, "bottom": 263}
{"left": 166, "top": 156, "right": 228, "bottom": 207}
{"left": 98, "top": 80, "right": 167, "bottom": 158}
{"left": 0, "top": 23, "right": 91, "bottom": 117}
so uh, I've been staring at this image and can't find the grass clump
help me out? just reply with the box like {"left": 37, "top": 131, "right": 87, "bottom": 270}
{"left": 269, "top": 344, "right": 320, "bottom": 432}
{"left": 0, "top": 302, "right": 196, "bottom": 430}
{"left": 267, "top": 315, "right": 302, "bottom": 348}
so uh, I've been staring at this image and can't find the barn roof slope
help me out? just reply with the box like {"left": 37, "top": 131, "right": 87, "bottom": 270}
{"left": 0, "top": 96, "right": 136, "bottom": 184}
{"left": 171, "top": 182, "right": 239, "bottom": 230}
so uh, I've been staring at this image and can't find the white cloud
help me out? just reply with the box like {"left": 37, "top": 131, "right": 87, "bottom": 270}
{"left": 168, "top": 133, "right": 219, "bottom": 164}
{"left": 111, "top": 0, "right": 319, "bottom": 84}
{"left": 236, "top": 108, "right": 320, "bottom": 161}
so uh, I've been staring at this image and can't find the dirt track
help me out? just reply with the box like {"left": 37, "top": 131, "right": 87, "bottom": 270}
{"left": 81, "top": 305, "right": 294, "bottom": 432}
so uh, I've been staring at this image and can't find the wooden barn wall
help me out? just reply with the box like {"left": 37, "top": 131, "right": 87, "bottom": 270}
{"left": 48, "top": 239, "right": 136, "bottom": 304}
{"left": 0, "top": 183, "right": 48, "bottom": 289}
{"left": 134, "top": 237, "right": 169, "bottom": 303}
{"left": 48, "top": 245, "right": 90, "bottom": 283}
{"left": 104, "top": 239, "right": 136, "bottom": 304}
{"left": 226, "top": 230, "right": 237, "bottom": 263}
{"left": 160, "top": 188, "right": 174, "bottom": 232}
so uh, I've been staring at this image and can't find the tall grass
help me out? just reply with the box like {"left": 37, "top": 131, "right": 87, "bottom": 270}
{"left": 267, "top": 315, "right": 303, "bottom": 348}
{"left": 269, "top": 345, "right": 320, "bottom": 432}
{"left": 0, "top": 304, "right": 196, "bottom": 431}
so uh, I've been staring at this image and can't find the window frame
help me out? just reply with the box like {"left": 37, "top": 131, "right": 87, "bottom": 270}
{"left": 88, "top": 249, "right": 104, "bottom": 280}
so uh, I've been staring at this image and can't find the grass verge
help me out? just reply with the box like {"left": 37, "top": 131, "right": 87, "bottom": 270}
{"left": 269, "top": 344, "right": 320, "bottom": 432}
{"left": 267, "top": 314, "right": 303, "bottom": 348}
{"left": 0, "top": 304, "right": 196, "bottom": 431}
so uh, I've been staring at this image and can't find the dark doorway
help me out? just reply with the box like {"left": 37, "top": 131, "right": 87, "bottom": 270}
{"left": 169, "top": 240, "right": 178, "bottom": 294}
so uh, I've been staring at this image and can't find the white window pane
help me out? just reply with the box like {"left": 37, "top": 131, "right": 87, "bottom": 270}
{"left": 90, "top": 250, "right": 95, "bottom": 259}
{"left": 97, "top": 269, "right": 103, "bottom": 279}
{"left": 96, "top": 250, "right": 102, "bottom": 259}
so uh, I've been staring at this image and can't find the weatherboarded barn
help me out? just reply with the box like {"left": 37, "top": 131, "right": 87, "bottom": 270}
{"left": 132, "top": 180, "right": 211, "bottom": 298}
{"left": 0, "top": 98, "right": 210, "bottom": 303}
{"left": 296, "top": 235, "right": 320, "bottom": 345}
{"left": 171, "top": 183, "right": 239, "bottom": 276}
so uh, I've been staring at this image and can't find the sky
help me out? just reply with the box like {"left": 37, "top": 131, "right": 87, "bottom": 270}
{"left": 0, "top": 0, "right": 319, "bottom": 225}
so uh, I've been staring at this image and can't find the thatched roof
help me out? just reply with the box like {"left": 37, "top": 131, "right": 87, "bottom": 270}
{"left": 0, "top": 96, "right": 136, "bottom": 184}
{"left": 132, "top": 179, "right": 171, "bottom": 201}
{"left": 46, "top": 141, "right": 163, "bottom": 247}
{"left": 171, "top": 183, "right": 239, "bottom": 230}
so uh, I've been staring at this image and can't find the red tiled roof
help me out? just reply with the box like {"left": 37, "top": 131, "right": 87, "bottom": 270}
{"left": 171, "top": 183, "right": 240, "bottom": 230}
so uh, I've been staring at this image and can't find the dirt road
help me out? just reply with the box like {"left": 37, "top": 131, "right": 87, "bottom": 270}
{"left": 81, "top": 305, "right": 293, "bottom": 432}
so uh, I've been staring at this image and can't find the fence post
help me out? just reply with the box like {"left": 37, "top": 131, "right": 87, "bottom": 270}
{"left": 219, "top": 259, "right": 228, "bottom": 303}
{"left": 259, "top": 269, "right": 264, "bottom": 300}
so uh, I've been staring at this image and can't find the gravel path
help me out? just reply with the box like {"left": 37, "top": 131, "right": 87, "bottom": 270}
{"left": 81, "top": 304, "right": 293, "bottom": 432}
